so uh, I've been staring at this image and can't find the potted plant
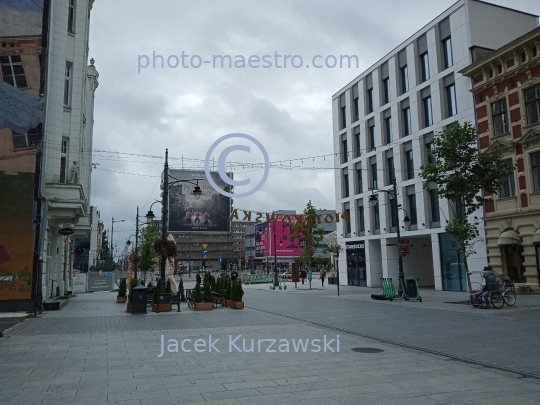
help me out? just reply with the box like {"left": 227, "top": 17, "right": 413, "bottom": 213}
{"left": 179, "top": 277, "right": 185, "bottom": 302}
{"left": 117, "top": 278, "right": 127, "bottom": 303}
{"left": 518, "top": 285, "right": 532, "bottom": 295}
{"left": 194, "top": 282, "right": 212, "bottom": 310}
{"left": 158, "top": 279, "right": 173, "bottom": 312}
{"left": 225, "top": 279, "right": 233, "bottom": 307}
{"left": 230, "top": 280, "right": 244, "bottom": 309}
{"left": 127, "top": 279, "right": 138, "bottom": 312}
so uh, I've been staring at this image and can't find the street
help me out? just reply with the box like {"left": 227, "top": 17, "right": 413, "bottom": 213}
{"left": 1, "top": 283, "right": 540, "bottom": 405}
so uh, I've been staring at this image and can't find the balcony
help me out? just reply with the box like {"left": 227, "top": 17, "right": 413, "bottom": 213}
{"left": 45, "top": 182, "right": 88, "bottom": 229}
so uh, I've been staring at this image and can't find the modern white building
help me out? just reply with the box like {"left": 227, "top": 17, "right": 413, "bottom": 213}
{"left": 332, "top": 0, "right": 538, "bottom": 291}
{"left": 39, "top": 0, "right": 99, "bottom": 301}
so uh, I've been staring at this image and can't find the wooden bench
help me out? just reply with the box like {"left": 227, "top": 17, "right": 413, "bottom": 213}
{"left": 170, "top": 290, "right": 181, "bottom": 312}
{"left": 212, "top": 289, "right": 227, "bottom": 308}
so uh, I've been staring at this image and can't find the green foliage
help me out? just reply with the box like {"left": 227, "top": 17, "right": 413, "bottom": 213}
{"left": 210, "top": 276, "right": 216, "bottom": 293}
{"left": 419, "top": 122, "right": 512, "bottom": 277}
{"left": 216, "top": 278, "right": 221, "bottom": 292}
{"left": 165, "top": 278, "right": 172, "bottom": 294}
{"left": 179, "top": 277, "right": 184, "bottom": 290}
{"left": 153, "top": 284, "right": 159, "bottom": 304}
{"left": 291, "top": 200, "right": 325, "bottom": 268}
{"left": 202, "top": 281, "right": 213, "bottom": 303}
{"left": 128, "top": 279, "right": 138, "bottom": 304}
{"left": 138, "top": 225, "right": 161, "bottom": 274}
{"left": 232, "top": 280, "right": 244, "bottom": 302}
{"left": 118, "top": 278, "right": 127, "bottom": 298}
{"left": 225, "top": 279, "right": 232, "bottom": 299}
{"left": 193, "top": 283, "right": 203, "bottom": 303}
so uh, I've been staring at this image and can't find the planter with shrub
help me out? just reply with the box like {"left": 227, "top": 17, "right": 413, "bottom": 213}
{"left": 194, "top": 282, "right": 212, "bottom": 310}
{"left": 117, "top": 278, "right": 127, "bottom": 303}
{"left": 127, "top": 279, "right": 138, "bottom": 312}
{"left": 230, "top": 280, "right": 244, "bottom": 309}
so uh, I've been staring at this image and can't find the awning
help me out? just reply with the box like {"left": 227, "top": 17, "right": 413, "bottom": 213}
{"left": 533, "top": 228, "right": 540, "bottom": 245}
{"left": 0, "top": 80, "right": 44, "bottom": 133}
{"left": 498, "top": 230, "right": 522, "bottom": 246}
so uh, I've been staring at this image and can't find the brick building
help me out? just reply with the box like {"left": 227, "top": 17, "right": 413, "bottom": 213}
{"left": 461, "top": 27, "right": 540, "bottom": 287}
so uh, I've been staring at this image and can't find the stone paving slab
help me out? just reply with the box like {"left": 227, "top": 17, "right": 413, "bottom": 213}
{"left": 1, "top": 292, "right": 540, "bottom": 404}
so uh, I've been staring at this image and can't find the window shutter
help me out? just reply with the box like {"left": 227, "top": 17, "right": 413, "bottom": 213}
{"left": 406, "top": 185, "right": 416, "bottom": 195}
{"left": 366, "top": 73, "right": 373, "bottom": 90}
{"left": 420, "top": 86, "right": 431, "bottom": 99}
{"left": 368, "top": 117, "right": 375, "bottom": 127}
{"left": 339, "top": 93, "right": 346, "bottom": 106}
{"left": 381, "top": 62, "right": 389, "bottom": 79}
{"left": 439, "top": 17, "right": 451, "bottom": 39}
{"left": 404, "top": 141, "right": 413, "bottom": 152}
{"left": 383, "top": 109, "right": 391, "bottom": 119}
{"left": 385, "top": 149, "right": 394, "bottom": 159}
{"left": 443, "top": 73, "right": 455, "bottom": 87}
{"left": 401, "top": 98, "right": 410, "bottom": 109}
{"left": 418, "top": 33, "right": 428, "bottom": 54}
{"left": 352, "top": 83, "right": 359, "bottom": 98}
{"left": 398, "top": 49, "right": 407, "bottom": 68}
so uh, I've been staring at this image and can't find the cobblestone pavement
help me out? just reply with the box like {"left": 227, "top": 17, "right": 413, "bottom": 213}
{"left": 1, "top": 290, "right": 540, "bottom": 405}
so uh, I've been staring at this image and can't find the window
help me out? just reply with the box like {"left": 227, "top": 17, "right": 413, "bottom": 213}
{"left": 64, "top": 63, "right": 72, "bottom": 106}
{"left": 401, "top": 66, "right": 409, "bottom": 94}
{"left": 402, "top": 99, "right": 412, "bottom": 137}
{"left": 426, "top": 140, "right": 435, "bottom": 165}
{"left": 354, "top": 126, "right": 361, "bottom": 157}
{"left": 356, "top": 163, "right": 363, "bottom": 194}
{"left": 389, "top": 198, "right": 398, "bottom": 229}
{"left": 353, "top": 84, "right": 360, "bottom": 122}
{"left": 383, "top": 78, "right": 390, "bottom": 104}
{"left": 442, "top": 37, "right": 453, "bottom": 69}
{"left": 387, "top": 156, "right": 395, "bottom": 185}
{"left": 405, "top": 149, "right": 414, "bottom": 180}
{"left": 373, "top": 203, "right": 380, "bottom": 230}
{"left": 0, "top": 55, "right": 27, "bottom": 88}
{"left": 371, "top": 163, "right": 378, "bottom": 189}
{"left": 68, "top": 0, "right": 75, "bottom": 32}
{"left": 343, "top": 168, "right": 349, "bottom": 198}
{"left": 385, "top": 115, "right": 393, "bottom": 144}
{"left": 339, "top": 93, "right": 346, "bottom": 130}
{"left": 492, "top": 99, "right": 509, "bottom": 136}
{"left": 420, "top": 53, "right": 430, "bottom": 82}
{"left": 367, "top": 89, "right": 374, "bottom": 113}
{"left": 429, "top": 189, "right": 440, "bottom": 223}
{"left": 423, "top": 95, "right": 433, "bottom": 127}
{"left": 525, "top": 84, "right": 540, "bottom": 125}
{"left": 446, "top": 83, "right": 457, "bottom": 117}
{"left": 60, "top": 139, "right": 68, "bottom": 183}
{"left": 341, "top": 136, "right": 348, "bottom": 163}
{"left": 408, "top": 193, "right": 417, "bottom": 225}
{"left": 531, "top": 152, "right": 540, "bottom": 193}
{"left": 357, "top": 204, "right": 365, "bottom": 233}
{"left": 369, "top": 123, "right": 376, "bottom": 151}
{"left": 12, "top": 128, "right": 39, "bottom": 149}
{"left": 499, "top": 159, "right": 515, "bottom": 198}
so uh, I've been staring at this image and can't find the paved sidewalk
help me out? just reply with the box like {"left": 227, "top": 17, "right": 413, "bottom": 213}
{"left": 1, "top": 292, "right": 540, "bottom": 404}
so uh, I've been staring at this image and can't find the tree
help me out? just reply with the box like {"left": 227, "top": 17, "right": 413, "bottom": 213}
{"left": 137, "top": 225, "right": 161, "bottom": 283}
{"left": 291, "top": 200, "right": 325, "bottom": 270}
{"left": 419, "top": 122, "right": 512, "bottom": 290}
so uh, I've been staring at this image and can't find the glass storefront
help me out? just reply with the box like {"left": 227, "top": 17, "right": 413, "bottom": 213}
{"left": 346, "top": 241, "right": 366, "bottom": 287}
{"left": 439, "top": 233, "right": 467, "bottom": 292}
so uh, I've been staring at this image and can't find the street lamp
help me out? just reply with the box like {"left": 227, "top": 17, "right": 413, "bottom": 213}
{"left": 110, "top": 218, "right": 125, "bottom": 271}
{"left": 368, "top": 176, "right": 410, "bottom": 296}
{"left": 271, "top": 212, "right": 284, "bottom": 289}
{"left": 154, "top": 149, "right": 204, "bottom": 293}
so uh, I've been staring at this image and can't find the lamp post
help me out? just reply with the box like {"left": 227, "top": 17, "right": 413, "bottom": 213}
{"left": 110, "top": 218, "right": 125, "bottom": 272}
{"left": 271, "top": 214, "right": 283, "bottom": 289}
{"left": 369, "top": 177, "right": 411, "bottom": 296}
{"left": 151, "top": 149, "right": 203, "bottom": 293}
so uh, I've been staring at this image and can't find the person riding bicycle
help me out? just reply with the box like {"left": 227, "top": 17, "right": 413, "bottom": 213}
{"left": 474, "top": 272, "right": 499, "bottom": 309}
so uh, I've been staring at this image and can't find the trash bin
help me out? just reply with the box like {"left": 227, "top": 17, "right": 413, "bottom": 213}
{"left": 131, "top": 284, "right": 147, "bottom": 314}
{"left": 406, "top": 278, "right": 418, "bottom": 297}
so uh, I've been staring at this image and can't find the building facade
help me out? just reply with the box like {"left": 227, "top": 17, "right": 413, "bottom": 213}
{"left": 332, "top": 0, "right": 538, "bottom": 291}
{"left": 39, "top": 0, "right": 99, "bottom": 301}
{"left": 461, "top": 27, "right": 540, "bottom": 287}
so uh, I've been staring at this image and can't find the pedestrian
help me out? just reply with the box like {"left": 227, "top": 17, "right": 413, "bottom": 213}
{"left": 320, "top": 269, "right": 326, "bottom": 287}
{"left": 196, "top": 271, "right": 201, "bottom": 285}
{"left": 307, "top": 269, "right": 313, "bottom": 289}
{"left": 300, "top": 269, "right": 306, "bottom": 284}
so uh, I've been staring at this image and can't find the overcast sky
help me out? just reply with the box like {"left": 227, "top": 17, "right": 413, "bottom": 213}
{"left": 88, "top": 0, "right": 539, "bottom": 239}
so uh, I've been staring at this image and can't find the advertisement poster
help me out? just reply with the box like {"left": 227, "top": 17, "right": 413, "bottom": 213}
{"left": 0, "top": 0, "right": 46, "bottom": 301}
{"left": 168, "top": 169, "right": 231, "bottom": 232}
{"left": 255, "top": 219, "right": 301, "bottom": 258}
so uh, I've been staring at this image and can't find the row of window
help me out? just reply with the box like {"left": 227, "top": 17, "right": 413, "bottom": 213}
{"left": 342, "top": 187, "right": 441, "bottom": 236}
{"left": 340, "top": 81, "right": 456, "bottom": 162}
{"left": 499, "top": 152, "right": 540, "bottom": 198}
{"left": 490, "top": 84, "right": 540, "bottom": 137}
{"left": 340, "top": 17, "right": 454, "bottom": 130}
